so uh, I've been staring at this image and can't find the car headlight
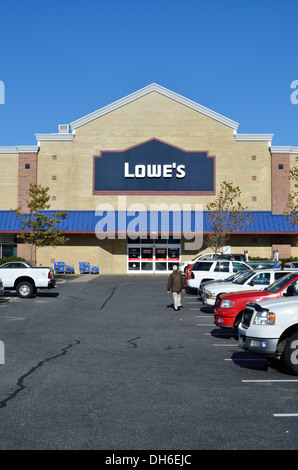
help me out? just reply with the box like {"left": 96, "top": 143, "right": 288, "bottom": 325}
{"left": 204, "top": 290, "right": 213, "bottom": 297}
{"left": 220, "top": 299, "right": 234, "bottom": 308}
{"left": 253, "top": 311, "right": 275, "bottom": 325}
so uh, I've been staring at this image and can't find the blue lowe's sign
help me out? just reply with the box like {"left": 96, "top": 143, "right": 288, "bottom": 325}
{"left": 93, "top": 138, "right": 215, "bottom": 194}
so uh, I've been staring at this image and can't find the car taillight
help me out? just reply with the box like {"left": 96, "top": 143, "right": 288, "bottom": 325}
{"left": 186, "top": 265, "right": 193, "bottom": 280}
{"left": 48, "top": 271, "right": 52, "bottom": 279}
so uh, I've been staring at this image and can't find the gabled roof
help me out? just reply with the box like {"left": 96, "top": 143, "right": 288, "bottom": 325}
{"left": 70, "top": 83, "right": 240, "bottom": 131}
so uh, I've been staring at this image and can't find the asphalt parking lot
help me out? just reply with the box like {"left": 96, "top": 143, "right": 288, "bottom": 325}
{"left": 0, "top": 274, "right": 297, "bottom": 451}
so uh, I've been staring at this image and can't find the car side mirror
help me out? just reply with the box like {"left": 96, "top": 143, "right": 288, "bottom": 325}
{"left": 249, "top": 280, "right": 254, "bottom": 286}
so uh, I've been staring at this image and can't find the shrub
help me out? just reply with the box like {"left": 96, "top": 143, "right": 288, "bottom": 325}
{"left": 0, "top": 256, "right": 26, "bottom": 265}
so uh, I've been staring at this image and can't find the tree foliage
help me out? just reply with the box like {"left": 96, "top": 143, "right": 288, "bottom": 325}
{"left": 285, "top": 156, "right": 298, "bottom": 227}
{"left": 12, "top": 184, "right": 69, "bottom": 260}
{"left": 206, "top": 181, "right": 254, "bottom": 254}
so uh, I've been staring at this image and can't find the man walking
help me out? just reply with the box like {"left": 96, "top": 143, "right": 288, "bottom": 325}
{"left": 167, "top": 265, "right": 185, "bottom": 311}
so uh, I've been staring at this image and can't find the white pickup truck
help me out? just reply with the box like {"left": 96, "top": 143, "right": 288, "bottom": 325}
{"left": 238, "top": 294, "right": 298, "bottom": 375}
{"left": 0, "top": 261, "right": 55, "bottom": 298}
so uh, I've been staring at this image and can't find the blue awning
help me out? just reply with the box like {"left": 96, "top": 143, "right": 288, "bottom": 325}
{"left": 0, "top": 210, "right": 297, "bottom": 235}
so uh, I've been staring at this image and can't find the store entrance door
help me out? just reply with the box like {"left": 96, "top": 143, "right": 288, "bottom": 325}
{"left": 127, "top": 239, "right": 181, "bottom": 274}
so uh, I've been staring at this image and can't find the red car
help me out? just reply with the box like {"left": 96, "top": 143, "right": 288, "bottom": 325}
{"left": 184, "top": 263, "right": 193, "bottom": 285}
{"left": 214, "top": 272, "right": 298, "bottom": 330}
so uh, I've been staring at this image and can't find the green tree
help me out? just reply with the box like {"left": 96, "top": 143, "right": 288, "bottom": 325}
{"left": 12, "top": 183, "right": 69, "bottom": 262}
{"left": 206, "top": 181, "right": 254, "bottom": 255}
{"left": 285, "top": 156, "right": 298, "bottom": 227}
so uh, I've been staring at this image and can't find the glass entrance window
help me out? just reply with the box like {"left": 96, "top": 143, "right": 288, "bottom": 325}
{"left": 141, "top": 247, "right": 153, "bottom": 271}
{"left": 128, "top": 246, "right": 140, "bottom": 271}
{"left": 127, "top": 237, "right": 181, "bottom": 273}
{"left": 155, "top": 248, "right": 167, "bottom": 271}
{"left": 168, "top": 247, "right": 180, "bottom": 270}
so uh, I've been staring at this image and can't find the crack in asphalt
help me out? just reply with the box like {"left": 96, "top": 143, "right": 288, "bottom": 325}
{"left": 99, "top": 287, "right": 116, "bottom": 310}
{"left": 0, "top": 340, "right": 81, "bottom": 409}
{"left": 127, "top": 337, "right": 140, "bottom": 348}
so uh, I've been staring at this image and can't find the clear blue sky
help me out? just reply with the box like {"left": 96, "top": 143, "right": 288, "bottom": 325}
{"left": 0, "top": 0, "right": 297, "bottom": 146}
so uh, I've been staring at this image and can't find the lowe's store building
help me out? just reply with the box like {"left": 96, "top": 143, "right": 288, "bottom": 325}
{"left": 0, "top": 83, "right": 297, "bottom": 274}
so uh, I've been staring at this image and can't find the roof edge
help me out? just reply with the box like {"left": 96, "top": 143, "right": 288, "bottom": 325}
{"left": 270, "top": 146, "right": 298, "bottom": 154}
{"left": 0, "top": 145, "right": 39, "bottom": 154}
{"left": 235, "top": 134, "right": 274, "bottom": 143}
{"left": 70, "top": 83, "right": 240, "bottom": 131}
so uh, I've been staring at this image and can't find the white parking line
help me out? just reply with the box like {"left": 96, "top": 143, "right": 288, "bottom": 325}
{"left": 242, "top": 379, "right": 298, "bottom": 382}
{"left": 4, "top": 316, "right": 25, "bottom": 321}
{"left": 225, "top": 358, "right": 268, "bottom": 362}
{"left": 273, "top": 414, "right": 298, "bottom": 417}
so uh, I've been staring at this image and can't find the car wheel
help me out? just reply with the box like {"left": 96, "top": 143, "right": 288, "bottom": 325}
{"left": 282, "top": 332, "right": 298, "bottom": 375}
{"left": 233, "top": 312, "right": 244, "bottom": 332}
{"left": 16, "top": 281, "right": 34, "bottom": 298}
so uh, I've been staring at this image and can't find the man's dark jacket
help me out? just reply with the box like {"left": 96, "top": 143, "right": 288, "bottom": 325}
{"left": 167, "top": 270, "right": 184, "bottom": 293}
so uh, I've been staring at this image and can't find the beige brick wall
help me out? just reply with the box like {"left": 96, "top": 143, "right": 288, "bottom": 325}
{"left": 37, "top": 92, "right": 272, "bottom": 212}
{"left": 37, "top": 236, "right": 127, "bottom": 274}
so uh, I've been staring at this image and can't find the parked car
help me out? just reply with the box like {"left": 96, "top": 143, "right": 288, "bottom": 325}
{"left": 284, "top": 261, "right": 298, "bottom": 268}
{"left": 202, "top": 269, "right": 295, "bottom": 306}
{"left": 79, "top": 262, "right": 99, "bottom": 274}
{"left": 238, "top": 295, "right": 298, "bottom": 375}
{"left": 184, "top": 263, "right": 194, "bottom": 285}
{"left": 216, "top": 253, "right": 246, "bottom": 262}
{"left": 247, "top": 260, "right": 279, "bottom": 269}
{"left": 54, "top": 261, "right": 75, "bottom": 274}
{"left": 179, "top": 252, "right": 220, "bottom": 273}
{"left": 214, "top": 272, "right": 298, "bottom": 330}
{"left": 198, "top": 270, "right": 251, "bottom": 297}
{"left": 0, "top": 261, "right": 55, "bottom": 298}
{"left": 186, "top": 260, "right": 252, "bottom": 292}
{"left": 0, "top": 277, "right": 3, "bottom": 296}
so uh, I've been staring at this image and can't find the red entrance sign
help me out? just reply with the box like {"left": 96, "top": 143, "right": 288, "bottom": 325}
{"left": 168, "top": 247, "right": 180, "bottom": 261}
{"left": 155, "top": 248, "right": 167, "bottom": 261}
{"left": 141, "top": 248, "right": 153, "bottom": 261}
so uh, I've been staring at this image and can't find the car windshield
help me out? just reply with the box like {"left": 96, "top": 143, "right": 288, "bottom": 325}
{"left": 263, "top": 273, "right": 298, "bottom": 293}
{"left": 232, "top": 271, "right": 255, "bottom": 285}
{"left": 226, "top": 270, "right": 250, "bottom": 282}
{"left": 225, "top": 272, "right": 243, "bottom": 281}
